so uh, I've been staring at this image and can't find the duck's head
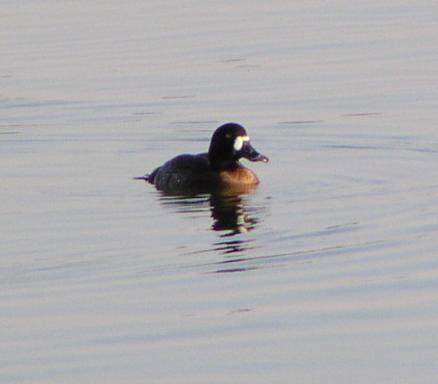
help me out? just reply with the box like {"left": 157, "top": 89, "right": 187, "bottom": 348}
{"left": 208, "top": 123, "right": 269, "bottom": 170}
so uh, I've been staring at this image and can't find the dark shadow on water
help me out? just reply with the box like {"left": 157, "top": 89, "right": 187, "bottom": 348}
{"left": 156, "top": 187, "right": 265, "bottom": 256}
{"left": 209, "top": 193, "right": 258, "bottom": 235}
{"left": 158, "top": 191, "right": 260, "bottom": 235}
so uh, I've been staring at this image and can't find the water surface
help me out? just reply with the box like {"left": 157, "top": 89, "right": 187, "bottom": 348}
{"left": 2, "top": 1, "right": 438, "bottom": 383}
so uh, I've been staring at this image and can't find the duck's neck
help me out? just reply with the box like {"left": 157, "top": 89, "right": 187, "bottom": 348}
{"left": 209, "top": 155, "right": 240, "bottom": 172}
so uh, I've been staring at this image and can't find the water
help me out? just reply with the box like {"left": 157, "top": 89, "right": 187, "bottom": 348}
{"left": 2, "top": 1, "right": 438, "bottom": 383}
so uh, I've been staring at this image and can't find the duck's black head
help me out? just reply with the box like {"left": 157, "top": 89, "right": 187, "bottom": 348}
{"left": 208, "top": 123, "right": 269, "bottom": 170}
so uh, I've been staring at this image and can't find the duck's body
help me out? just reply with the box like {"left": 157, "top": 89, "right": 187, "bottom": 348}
{"left": 147, "top": 153, "right": 260, "bottom": 192}
{"left": 147, "top": 153, "right": 213, "bottom": 192}
{"left": 138, "top": 123, "right": 268, "bottom": 194}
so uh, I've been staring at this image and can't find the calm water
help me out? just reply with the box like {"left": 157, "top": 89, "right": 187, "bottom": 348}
{"left": 2, "top": 1, "right": 438, "bottom": 383}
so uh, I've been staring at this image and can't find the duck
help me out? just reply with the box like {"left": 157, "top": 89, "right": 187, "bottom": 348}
{"left": 135, "top": 122, "right": 268, "bottom": 194}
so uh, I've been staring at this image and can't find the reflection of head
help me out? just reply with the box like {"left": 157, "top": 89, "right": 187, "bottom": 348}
{"left": 157, "top": 190, "right": 260, "bottom": 237}
{"left": 156, "top": 190, "right": 264, "bottom": 257}
{"left": 209, "top": 193, "right": 258, "bottom": 236}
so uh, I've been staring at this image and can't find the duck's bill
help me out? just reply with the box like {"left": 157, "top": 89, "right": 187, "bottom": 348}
{"left": 242, "top": 142, "right": 269, "bottom": 163}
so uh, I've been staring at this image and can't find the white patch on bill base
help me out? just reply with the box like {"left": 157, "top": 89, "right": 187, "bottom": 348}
{"left": 234, "top": 135, "right": 250, "bottom": 151}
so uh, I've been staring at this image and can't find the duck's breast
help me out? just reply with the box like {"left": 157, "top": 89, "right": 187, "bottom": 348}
{"left": 219, "top": 167, "right": 260, "bottom": 186}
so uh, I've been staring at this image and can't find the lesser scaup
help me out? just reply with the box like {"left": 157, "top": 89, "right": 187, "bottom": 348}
{"left": 136, "top": 122, "right": 268, "bottom": 193}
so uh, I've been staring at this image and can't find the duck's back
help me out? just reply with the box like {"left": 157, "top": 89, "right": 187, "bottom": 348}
{"left": 149, "top": 153, "right": 215, "bottom": 193}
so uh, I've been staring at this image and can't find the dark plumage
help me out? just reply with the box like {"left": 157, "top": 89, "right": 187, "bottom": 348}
{"left": 136, "top": 123, "right": 268, "bottom": 194}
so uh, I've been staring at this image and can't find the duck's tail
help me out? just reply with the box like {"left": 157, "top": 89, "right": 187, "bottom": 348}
{"left": 134, "top": 167, "right": 159, "bottom": 184}
{"left": 133, "top": 174, "right": 150, "bottom": 182}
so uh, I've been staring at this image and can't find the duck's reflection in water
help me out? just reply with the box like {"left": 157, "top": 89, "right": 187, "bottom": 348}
{"left": 157, "top": 187, "right": 263, "bottom": 255}
{"left": 209, "top": 193, "right": 258, "bottom": 235}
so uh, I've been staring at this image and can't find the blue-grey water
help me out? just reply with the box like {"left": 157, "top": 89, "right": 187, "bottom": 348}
{"left": 2, "top": 1, "right": 438, "bottom": 383}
